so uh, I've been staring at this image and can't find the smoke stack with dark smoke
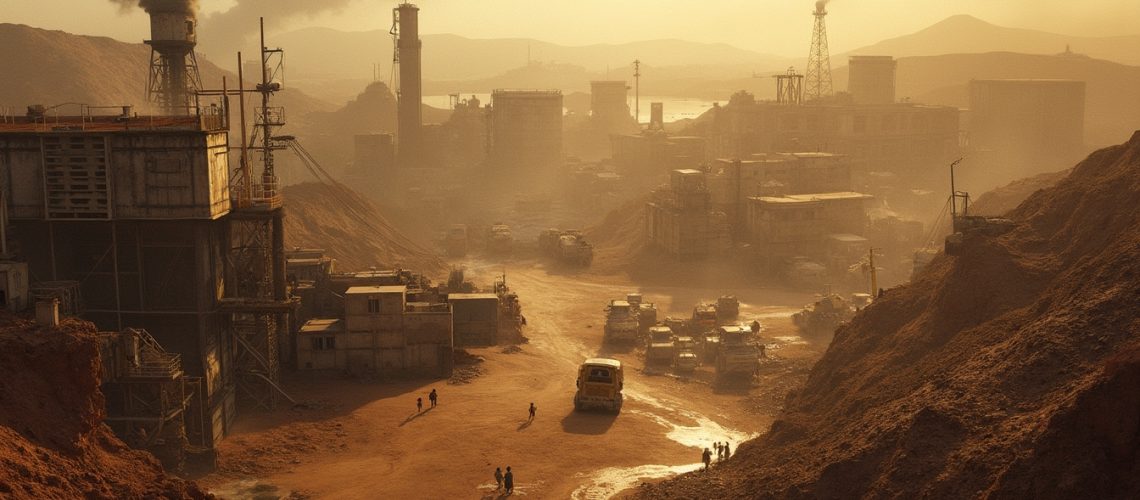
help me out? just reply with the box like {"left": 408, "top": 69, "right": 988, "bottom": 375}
{"left": 110, "top": 0, "right": 201, "bottom": 114}
{"left": 111, "top": 0, "right": 199, "bottom": 16}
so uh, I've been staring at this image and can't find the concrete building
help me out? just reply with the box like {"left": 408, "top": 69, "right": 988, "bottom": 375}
{"left": 590, "top": 81, "right": 635, "bottom": 135}
{"left": 489, "top": 90, "right": 563, "bottom": 171}
{"left": 448, "top": 293, "right": 499, "bottom": 347}
{"left": 302, "top": 285, "right": 452, "bottom": 376}
{"left": 746, "top": 191, "right": 872, "bottom": 273}
{"left": 710, "top": 100, "right": 959, "bottom": 177}
{"left": 848, "top": 56, "right": 897, "bottom": 105}
{"left": 645, "top": 169, "right": 730, "bottom": 259}
{"left": 0, "top": 110, "right": 253, "bottom": 446}
{"left": 611, "top": 132, "right": 706, "bottom": 176}
{"left": 968, "top": 79, "right": 1086, "bottom": 181}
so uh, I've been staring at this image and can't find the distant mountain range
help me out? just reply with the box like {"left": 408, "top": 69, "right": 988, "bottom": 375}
{"left": 844, "top": 15, "right": 1140, "bottom": 65}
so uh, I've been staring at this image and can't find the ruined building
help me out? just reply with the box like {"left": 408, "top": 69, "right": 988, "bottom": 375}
{"left": 645, "top": 169, "right": 730, "bottom": 259}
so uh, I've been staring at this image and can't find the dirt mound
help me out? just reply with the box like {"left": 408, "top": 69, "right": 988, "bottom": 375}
{"left": 970, "top": 169, "right": 1071, "bottom": 216}
{"left": 640, "top": 132, "right": 1140, "bottom": 499}
{"left": 584, "top": 194, "right": 651, "bottom": 274}
{"left": 0, "top": 315, "right": 208, "bottom": 499}
{"left": 283, "top": 182, "right": 445, "bottom": 274}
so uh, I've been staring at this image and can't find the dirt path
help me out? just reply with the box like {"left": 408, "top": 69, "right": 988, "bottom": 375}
{"left": 199, "top": 260, "right": 823, "bottom": 499}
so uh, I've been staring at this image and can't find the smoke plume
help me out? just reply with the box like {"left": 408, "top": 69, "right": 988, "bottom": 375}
{"left": 197, "top": 0, "right": 354, "bottom": 56}
{"left": 815, "top": 0, "right": 830, "bottom": 13}
{"left": 110, "top": 0, "right": 199, "bottom": 15}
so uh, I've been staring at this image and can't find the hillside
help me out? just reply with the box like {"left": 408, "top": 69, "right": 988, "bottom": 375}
{"left": 640, "top": 132, "right": 1140, "bottom": 498}
{"left": 970, "top": 169, "right": 1070, "bottom": 216}
{"left": 832, "top": 51, "right": 1140, "bottom": 149}
{"left": 0, "top": 316, "right": 207, "bottom": 499}
{"left": 283, "top": 182, "right": 445, "bottom": 275}
{"left": 846, "top": 14, "right": 1140, "bottom": 66}
{"left": 0, "top": 23, "right": 332, "bottom": 119}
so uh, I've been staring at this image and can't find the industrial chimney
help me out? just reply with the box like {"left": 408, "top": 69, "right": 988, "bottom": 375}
{"left": 144, "top": 3, "right": 202, "bottom": 115}
{"left": 393, "top": 2, "right": 423, "bottom": 166}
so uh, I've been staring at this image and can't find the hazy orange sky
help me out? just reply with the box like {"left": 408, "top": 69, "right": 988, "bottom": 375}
{"left": 1, "top": 0, "right": 1137, "bottom": 57}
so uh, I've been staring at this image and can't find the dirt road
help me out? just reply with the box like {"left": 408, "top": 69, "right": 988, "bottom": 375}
{"left": 200, "top": 260, "right": 823, "bottom": 499}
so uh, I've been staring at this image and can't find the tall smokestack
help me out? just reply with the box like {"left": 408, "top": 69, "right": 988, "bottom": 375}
{"left": 394, "top": 2, "right": 423, "bottom": 166}
{"left": 141, "top": 0, "right": 202, "bottom": 114}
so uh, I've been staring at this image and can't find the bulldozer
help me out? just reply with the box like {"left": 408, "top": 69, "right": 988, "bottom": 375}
{"left": 792, "top": 294, "right": 854, "bottom": 336}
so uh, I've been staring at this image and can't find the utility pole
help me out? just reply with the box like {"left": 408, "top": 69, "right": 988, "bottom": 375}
{"left": 633, "top": 59, "right": 641, "bottom": 127}
{"left": 868, "top": 247, "right": 878, "bottom": 296}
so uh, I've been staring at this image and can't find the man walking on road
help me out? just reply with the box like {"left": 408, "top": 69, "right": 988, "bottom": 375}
{"left": 724, "top": 442, "right": 731, "bottom": 459}
{"left": 504, "top": 466, "right": 514, "bottom": 494}
{"left": 494, "top": 467, "right": 504, "bottom": 490}
{"left": 702, "top": 448, "right": 712, "bottom": 470}
{"left": 429, "top": 388, "right": 438, "bottom": 407}
{"left": 528, "top": 402, "right": 536, "bottom": 420}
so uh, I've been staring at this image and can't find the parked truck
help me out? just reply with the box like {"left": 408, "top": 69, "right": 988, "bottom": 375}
{"left": 574, "top": 358, "right": 624, "bottom": 413}
{"left": 645, "top": 326, "right": 675, "bottom": 365}
{"left": 716, "top": 295, "right": 739, "bottom": 323}
{"left": 792, "top": 294, "right": 854, "bottom": 336}
{"left": 487, "top": 223, "right": 513, "bottom": 256}
{"left": 672, "top": 336, "right": 699, "bottom": 372}
{"left": 627, "top": 293, "right": 658, "bottom": 335}
{"left": 604, "top": 300, "right": 640, "bottom": 343}
{"left": 715, "top": 326, "right": 759, "bottom": 383}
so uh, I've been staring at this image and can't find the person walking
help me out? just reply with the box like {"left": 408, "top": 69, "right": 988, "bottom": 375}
{"left": 504, "top": 466, "right": 514, "bottom": 494}
{"left": 528, "top": 402, "right": 536, "bottom": 420}
{"left": 702, "top": 448, "right": 712, "bottom": 470}
{"left": 715, "top": 442, "right": 723, "bottom": 460}
{"left": 494, "top": 467, "right": 504, "bottom": 490}
{"left": 724, "top": 441, "right": 731, "bottom": 459}
{"left": 416, "top": 397, "right": 423, "bottom": 412}
{"left": 429, "top": 388, "right": 438, "bottom": 407}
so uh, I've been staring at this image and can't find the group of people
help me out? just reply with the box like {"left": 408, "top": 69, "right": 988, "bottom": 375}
{"left": 493, "top": 466, "right": 515, "bottom": 494}
{"left": 415, "top": 388, "right": 438, "bottom": 412}
{"left": 701, "top": 441, "right": 732, "bottom": 470}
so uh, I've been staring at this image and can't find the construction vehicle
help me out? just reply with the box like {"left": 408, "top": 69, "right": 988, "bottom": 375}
{"left": 645, "top": 326, "right": 675, "bottom": 365}
{"left": 604, "top": 300, "right": 640, "bottom": 343}
{"left": 627, "top": 293, "right": 658, "bottom": 335}
{"left": 698, "top": 331, "right": 721, "bottom": 364}
{"left": 715, "top": 326, "right": 759, "bottom": 383}
{"left": 574, "top": 358, "right": 624, "bottom": 413}
{"left": 663, "top": 316, "right": 689, "bottom": 337}
{"left": 672, "top": 336, "right": 699, "bottom": 372}
{"left": 445, "top": 224, "right": 468, "bottom": 257}
{"left": 792, "top": 294, "right": 854, "bottom": 335}
{"left": 538, "top": 229, "right": 593, "bottom": 267}
{"left": 691, "top": 303, "right": 718, "bottom": 333}
{"left": 944, "top": 158, "right": 1017, "bottom": 255}
{"left": 494, "top": 275, "right": 524, "bottom": 341}
{"left": 716, "top": 295, "right": 739, "bottom": 323}
{"left": 487, "top": 223, "right": 513, "bottom": 255}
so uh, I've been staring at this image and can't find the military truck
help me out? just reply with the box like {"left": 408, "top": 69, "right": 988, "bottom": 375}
{"left": 672, "top": 336, "right": 699, "bottom": 372}
{"left": 628, "top": 293, "right": 658, "bottom": 335}
{"left": 715, "top": 326, "right": 759, "bottom": 383}
{"left": 716, "top": 295, "right": 739, "bottom": 323}
{"left": 445, "top": 224, "right": 468, "bottom": 257}
{"left": 792, "top": 294, "right": 854, "bottom": 336}
{"left": 574, "top": 358, "right": 624, "bottom": 413}
{"left": 487, "top": 223, "right": 513, "bottom": 255}
{"left": 645, "top": 326, "right": 675, "bottom": 365}
{"left": 538, "top": 229, "right": 593, "bottom": 267}
{"left": 604, "top": 300, "right": 640, "bottom": 343}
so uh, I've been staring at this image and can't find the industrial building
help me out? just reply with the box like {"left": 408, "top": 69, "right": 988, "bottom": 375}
{"left": 489, "top": 90, "right": 564, "bottom": 171}
{"left": 745, "top": 192, "right": 873, "bottom": 276}
{"left": 590, "top": 80, "right": 636, "bottom": 135}
{"left": 393, "top": 2, "right": 424, "bottom": 167}
{"left": 645, "top": 169, "right": 730, "bottom": 259}
{"left": 848, "top": 56, "right": 897, "bottom": 105}
{"left": 298, "top": 285, "right": 453, "bottom": 376}
{"left": 968, "top": 79, "right": 1086, "bottom": 180}
{"left": 449, "top": 293, "right": 500, "bottom": 347}
{"left": 611, "top": 132, "right": 706, "bottom": 176}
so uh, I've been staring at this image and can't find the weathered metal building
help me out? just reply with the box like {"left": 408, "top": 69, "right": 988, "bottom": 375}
{"left": 489, "top": 90, "right": 563, "bottom": 171}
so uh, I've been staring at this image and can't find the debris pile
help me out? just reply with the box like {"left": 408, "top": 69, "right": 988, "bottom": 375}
{"left": 0, "top": 315, "right": 208, "bottom": 499}
{"left": 284, "top": 182, "right": 446, "bottom": 274}
{"left": 640, "top": 132, "right": 1140, "bottom": 499}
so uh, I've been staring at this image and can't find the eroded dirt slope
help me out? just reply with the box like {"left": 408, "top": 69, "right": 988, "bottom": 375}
{"left": 283, "top": 182, "right": 445, "bottom": 274}
{"left": 0, "top": 316, "right": 208, "bottom": 499}
{"left": 640, "top": 132, "right": 1140, "bottom": 499}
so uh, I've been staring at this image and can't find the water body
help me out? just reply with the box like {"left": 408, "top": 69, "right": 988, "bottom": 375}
{"left": 423, "top": 95, "right": 717, "bottom": 124}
